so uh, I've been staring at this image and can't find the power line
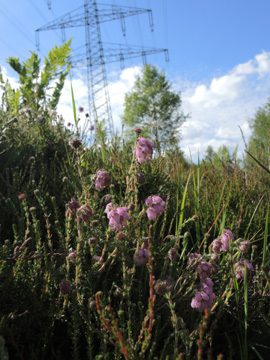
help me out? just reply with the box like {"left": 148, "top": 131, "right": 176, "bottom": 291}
{"left": 28, "top": 0, "right": 62, "bottom": 43}
{"left": 163, "top": 0, "right": 169, "bottom": 50}
{"left": 36, "top": 0, "right": 168, "bottom": 134}
{"left": 0, "top": 1, "right": 36, "bottom": 48}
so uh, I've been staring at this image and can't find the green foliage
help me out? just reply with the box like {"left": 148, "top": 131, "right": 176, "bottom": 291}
{"left": 248, "top": 96, "right": 270, "bottom": 168}
{"left": 1, "top": 62, "right": 270, "bottom": 359}
{"left": 6, "top": 39, "right": 71, "bottom": 113}
{"left": 204, "top": 145, "right": 216, "bottom": 163}
{"left": 122, "top": 63, "right": 186, "bottom": 148}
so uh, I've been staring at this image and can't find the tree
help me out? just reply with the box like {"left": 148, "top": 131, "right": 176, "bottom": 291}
{"left": 121, "top": 64, "right": 186, "bottom": 149}
{"left": 248, "top": 97, "right": 270, "bottom": 168}
{"left": 204, "top": 145, "right": 216, "bottom": 163}
{"left": 5, "top": 39, "right": 71, "bottom": 114}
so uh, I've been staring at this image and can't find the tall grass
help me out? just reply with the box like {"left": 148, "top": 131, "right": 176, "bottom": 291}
{"left": 1, "top": 99, "right": 270, "bottom": 359}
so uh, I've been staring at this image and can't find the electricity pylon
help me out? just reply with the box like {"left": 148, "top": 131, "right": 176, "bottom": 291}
{"left": 36, "top": 0, "right": 169, "bottom": 135}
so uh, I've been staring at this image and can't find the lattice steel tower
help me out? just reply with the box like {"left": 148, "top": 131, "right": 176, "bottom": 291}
{"left": 36, "top": 0, "right": 169, "bottom": 135}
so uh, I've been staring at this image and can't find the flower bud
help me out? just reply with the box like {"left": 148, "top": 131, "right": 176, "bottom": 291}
{"left": 239, "top": 240, "right": 251, "bottom": 253}
{"left": 92, "top": 220, "right": 99, "bottom": 228}
{"left": 168, "top": 248, "right": 178, "bottom": 262}
{"left": 70, "top": 137, "right": 82, "bottom": 149}
{"left": 59, "top": 279, "right": 72, "bottom": 295}
{"left": 77, "top": 204, "right": 92, "bottom": 223}
{"left": 89, "top": 300, "right": 96, "bottom": 310}
{"left": 88, "top": 237, "right": 97, "bottom": 246}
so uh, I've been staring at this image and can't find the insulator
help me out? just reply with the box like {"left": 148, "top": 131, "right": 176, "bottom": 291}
{"left": 165, "top": 50, "right": 169, "bottom": 62}
{"left": 120, "top": 12, "right": 126, "bottom": 36}
{"left": 148, "top": 10, "right": 154, "bottom": 31}
{"left": 35, "top": 31, "right": 40, "bottom": 51}
{"left": 61, "top": 26, "right": 66, "bottom": 42}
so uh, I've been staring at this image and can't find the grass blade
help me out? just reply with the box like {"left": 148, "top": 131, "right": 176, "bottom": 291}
{"left": 262, "top": 206, "right": 269, "bottom": 267}
{"left": 244, "top": 195, "right": 264, "bottom": 239}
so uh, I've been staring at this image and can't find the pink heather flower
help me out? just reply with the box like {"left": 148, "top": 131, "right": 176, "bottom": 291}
{"left": 89, "top": 125, "right": 94, "bottom": 131}
{"left": 145, "top": 195, "right": 166, "bottom": 221}
{"left": 105, "top": 203, "right": 131, "bottom": 231}
{"left": 188, "top": 253, "right": 202, "bottom": 267}
{"left": 77, "top": 204, "right": 92, "bottom": 223}
{"left": 235, "top": 260, "right": 254, "bottom": 280}
{"left": 78, "top": 106, "right": 84, "bottom": 113}
{"left": 18, "top": 193, "right": 25, "bottom": 200}
{"left": 59, "top": 279, "right": 72, "bottom": 295}
{"left": 191, "top": 278, "right": 216, "bottom": 312}
{"left": 68, "top": 251, "right": 77, "bottom": 263}
{"left": 133, "top": 249, "right": 149, "bottom": 266}
{"left": 135, "top": 137, "right": 155, "bottom": 164}
{"left": 136, "top": 171, "right": 146, "bottom": 185}
{"left": 94, "top": 255, "right": 103, "bottom": 265}
{"left": 166, "top": 276, "right": 173, "bottom": 292}
{"left": 95, "top": 170, "right": 111, "bottom": 190}
{"left": 168, "top": 248, "right": 178, "bottom": 262}
{"left": 66, "top": 199, "right": 80, "bottom": 219}
{"left": 191, "top": 291, "right": 216, "bottom": 312}
{"left": 93, "top": 256, "right": 104, "bottom": 271}
{"left": 223, "top": 229, "right": 234, "bottom": 240}
{"left": 154, "top": 277, "right": 173, "bottom": 295}
{"left": 239, "top": 240, "right": 251, "bottom": 253}
{"left": 210, "top": 229, "right": 234, "bottom": 252}
{"left": 135, "top": 127, "right": 142, "bottom": 133}
{"left": 198, "top": 261, "right": 213, "bottom": 280}
{"left": 211, "top": 238, "right": 223, "bottom": 253}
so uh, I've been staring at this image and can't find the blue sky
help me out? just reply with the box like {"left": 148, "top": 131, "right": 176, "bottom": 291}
{"left": 1, "top": 0, "right": 270, "bottom": 160}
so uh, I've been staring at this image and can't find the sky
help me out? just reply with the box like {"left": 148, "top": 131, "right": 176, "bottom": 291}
{"left": 1, "top": 0, "right": 270, "bottom": 161}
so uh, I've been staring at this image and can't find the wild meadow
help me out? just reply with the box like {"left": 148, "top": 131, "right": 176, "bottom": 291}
{"left": 0, "top": 44, "right": 270, "bottom": 360}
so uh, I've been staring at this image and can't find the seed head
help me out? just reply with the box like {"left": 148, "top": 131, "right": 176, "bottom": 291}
{"left": 70, "top": 137, "right": 82, "bottom": 149}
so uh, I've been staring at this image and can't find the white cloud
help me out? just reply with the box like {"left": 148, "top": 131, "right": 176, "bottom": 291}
{"left": 179, "top": 50, "right": 270, "bottom": 161}
{"left": 2, "top": 51, "right": 270, "bottom": 163}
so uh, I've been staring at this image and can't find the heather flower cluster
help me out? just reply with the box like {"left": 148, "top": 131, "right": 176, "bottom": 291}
{"left": 94, "top": 170, "right": 111, "bottom": 190}
{"left": 66, "top": 199, "right": 80, "bottom": 219}
{"left": 105, "top": 203, "right": 131, "bottom": 231}
{"left": 154, "top": 276, "right": 173, "bottom": 295}
{"left": 191, "top": 277, "right": 216, "bottom": 312}
{"left": 135, "top": 137, "right": 155, "bottom": 164}
{"left": 77, "top": 204, "right": 92, "bottom": 223}
{"left": 189, "top": 253, "right": 216, "bottom": 312}
{"left": 133, "top": 248, "right": 149, "bottom": 266}
{"left": 145, "top": 195, "right": 166, "bottom": 221}
{"left": 59, "top": 279, "right": 72, "bottom": 295}
{"left": 235, "top": 260, "right": 254, "bottom": 280}
{"left": 66, "top": 199, "right": 92, "bottom": 223}
{"left": 211, "top": 228, "right": 234, "bottom": 253}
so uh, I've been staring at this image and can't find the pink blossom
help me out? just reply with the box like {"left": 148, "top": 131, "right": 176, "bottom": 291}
{"left": 191, "top": 278, "right": 216, "bottom": 312}
{"left": 95, "top": 170, "right": 111, "bottom": 190}
{"left": 68, "top": 251, "right": 77, "bottom": 263}
{"left": 78, "top": 106, "right": 84, "bottom": 113}
{"left": 105, "top": 203, "right": 131, "bottom": 231}
{"left": 77, "top": 204, "right": 92, "bottom": 223}
{"left": 168, "top": 248, "right": 178, "bottom": 262}
{"left": 135, "top": 137, "right": 155, "bottom": 164}
{"left": 198, "top": 261, "right": 213, "bottom": 280}
{"left": 89, "top": 125, "right": 94, "bottom": 131}
{"left": 66, "top": 199, "right": 80, "bottom": 219}
{"left": 235, "top": 260, "right": 254, "bottom": 280}
{"left": 211, "top": 238, "right": 223, "bottom": 253}
{"left": 188, "top": 253, "right": 202, "bottom": 267}
{"left": 133, "top": 249, "right": 149, "bottom": 266}
{"left": 59, "top": 279, "right": 72, "bottom": 295}
{"left": 239, "top": 240, "right": 251, "bottom": 253}
{"left": 145, "top": 195, "right": 166, "bottom": 221}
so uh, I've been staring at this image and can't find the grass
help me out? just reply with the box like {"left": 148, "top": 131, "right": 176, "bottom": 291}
{"left": 0, "top": 96, "right": 270, "bottom": 359}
